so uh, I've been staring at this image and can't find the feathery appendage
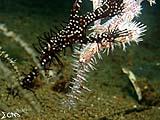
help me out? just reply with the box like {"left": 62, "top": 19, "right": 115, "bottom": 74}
{"left": 65, "top": 0, "right": 149, "bottom": 106}
{"left": 62, "top": 45, "right": 93, "bottom": 107}
{"left": 64, "top": 21, "right": 146, "bottom": 106}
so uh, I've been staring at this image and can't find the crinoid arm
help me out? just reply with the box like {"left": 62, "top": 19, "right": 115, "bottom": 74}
{"left": 20, "top": 66, "right": 39, "bottom": 90}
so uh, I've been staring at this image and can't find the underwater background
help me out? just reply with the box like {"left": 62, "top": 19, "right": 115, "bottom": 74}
{"left": 0, "top": 0, "right": 160, "bottom": 119}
